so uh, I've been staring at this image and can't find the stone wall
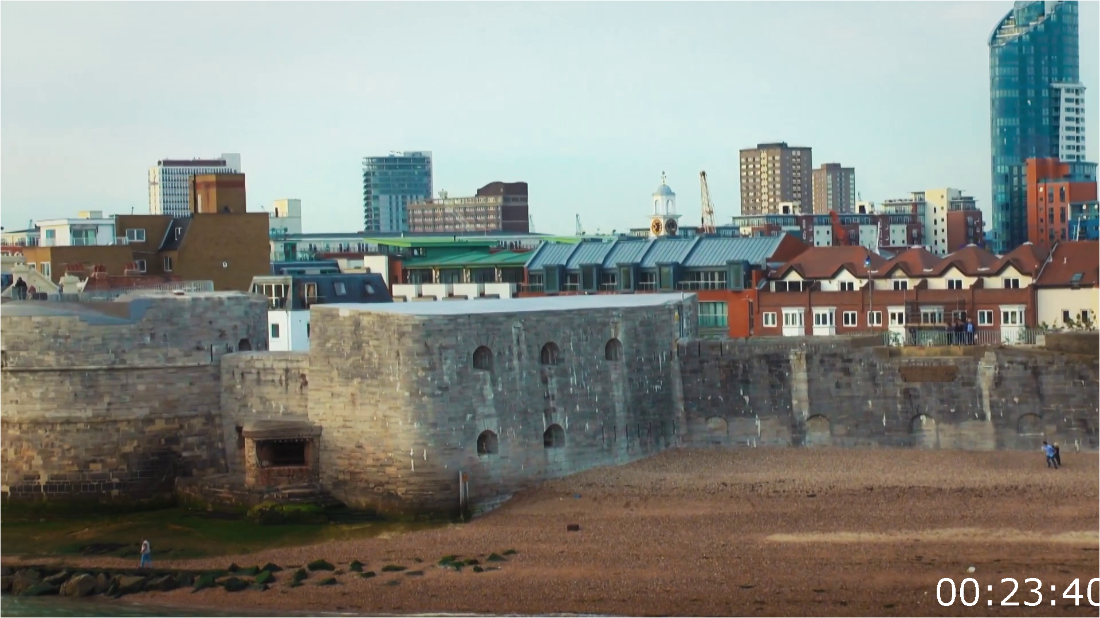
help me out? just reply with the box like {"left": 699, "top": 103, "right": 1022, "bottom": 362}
{"left": 220, "top": 352, "right": 310, "bottom": 474}
{"left": 307, "top": 296, "right": 692, "bottom": 517}
{"left": 676, "top": 337, "right": 1100, "bottom": 452}
{"left": 0, "top": 292, "right": 268, "bottom": 502}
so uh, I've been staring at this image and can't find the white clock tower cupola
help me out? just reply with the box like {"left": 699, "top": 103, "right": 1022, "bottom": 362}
{"left": 648, "top": 172, "right": 682, "bottom": 237}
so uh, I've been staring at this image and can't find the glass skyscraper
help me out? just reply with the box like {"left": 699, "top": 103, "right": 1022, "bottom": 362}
{"left": 362, "top": 151, "right": 434, "bottom": 233}
{"left": 988, "top": 0, "right": 1080, "bottom": 253}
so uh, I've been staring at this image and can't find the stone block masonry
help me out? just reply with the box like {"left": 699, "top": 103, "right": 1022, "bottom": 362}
{"left": 677, "top": 337, "right": 1100, "bottom": 452}
{"left": 1, "top": 292, "right": 268, "bottom": 503}
{"left": 306, "top": 295, "right": 695, "bottom": 517}
{"left": 220, "top": 352, "right": 310, "bottom": 475}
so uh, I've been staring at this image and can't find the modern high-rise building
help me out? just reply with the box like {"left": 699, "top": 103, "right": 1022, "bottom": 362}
{"left": 361, "top": 151, "right": 433, "bottom": 233}
{"left": 988, "top": 0, "right": 1080, "bottom": 253}
{"left": 1051, "top": 82, "right": 1088, "bottom": 163}
{"left": 811, "top": 163, "right": 856, "bottom": 214}
{"left": 739, "top": 142, "right": 812, "bottom": 215}
{"left": 148, "top": 153, "right": 241, "bottom": 217}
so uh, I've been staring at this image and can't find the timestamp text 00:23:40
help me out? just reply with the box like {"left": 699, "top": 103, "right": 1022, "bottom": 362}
{"left": 937, "top": 577, "right": 1100, "bottom": 608}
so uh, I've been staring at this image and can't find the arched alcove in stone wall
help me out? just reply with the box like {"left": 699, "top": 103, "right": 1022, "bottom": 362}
{"left": 804, "top": 415, "right": 832, "bottom": 447}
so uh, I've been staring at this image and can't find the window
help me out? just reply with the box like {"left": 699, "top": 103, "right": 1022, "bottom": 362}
{"left": 473, "top": 346, "right": 492, "bottom": 371}
{"left": 1003, "top": 278, "right": 1020, "bottom": 289}
{"left": 42, "top": 263, "right": 51, "bottom": 278}
{"left": 1062, "top": 310, "right": 1072, "bottom": 324}
{"left": 889, "top": 311, "right": 905, "bottom": 326}
{"left": 270, "top": 323, "right": 280, "bottom": 339}
{"left": 774, "top": 280, "right": 805, "bottom": 292}
{"left": 306, "top": 322, "right": 311, "bottom": 338}
{"left": 540, "top": 342, "right": 561, "bottom": 365}
{"left": 126, "top": 228, "right": 146, "bottom": 242}
{"left": 605, "top": 339, "right": 623, "bottom": 361}
{"left": 947, "top": 279, "right": 963, "bottom": 290}
{"left": 920, "top": 307, "right": 944, "bottom": 325}
{"left": 698, "top": 302, "right": 728, "bottom": 329}
{"left": 842, "top": 311, "right": 857, "bottom": 326}
{"left": 813, "top": 310, "right": 835, "bottom": 327}
{"left": 163, "top": 257, "right": 173, "bottom": 272}
{"left": 476, "top": 430, "right": 499, "bottom": 456}
{"left": 334, "top": 281, "right": 347, "bottom": 296}
{"left": 783, "top": 310, "right": 804, "bottom": 327}
{"left": 1001, "top": 309, "right": 1021, "bottom": 325}
{"left": 867, "top": 311, "right": 882, "bottom": 326}
{"left": 543, "top": 424, "right": 566, "bottom": 449}
{"left": 135, "top": 260, "right": 147, "bottom": 273}
{"left": 978, "top": 310, "right": 994, "bottom": 326}
{"left": 892, "top": 280, "right": 909, "bottom": 291}
{"left": 365, "top": 283, "right": 375, "bottom": 295}
{"left": 763, "top": 312, "right": 777, "bottom": 327}
{"left": 839, "top": 281, "right": 856, "bottom": 291}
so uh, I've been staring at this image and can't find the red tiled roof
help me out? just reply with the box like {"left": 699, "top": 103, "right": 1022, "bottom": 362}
{"left": 992, "top": 242, "right": 1047, "bottom": 276}
{"left": 931, "top": 244, "right": 999, "bottom": 276}
{"left": 877, "top": 247, "right": 941, "bottom": 277}
{"left": 1034, "top": 241, "right": 1100, "bottom": 288}
{"left": 772, "top": 246, "right": 886, "bottom": 279}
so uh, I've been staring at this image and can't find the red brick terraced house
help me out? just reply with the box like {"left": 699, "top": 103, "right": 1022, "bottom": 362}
{"left": 754, "top": 243, "right": 1048, "bottom": 344}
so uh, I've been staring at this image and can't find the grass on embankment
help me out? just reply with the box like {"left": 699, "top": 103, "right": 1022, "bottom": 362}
{"left": 1, "top": 508, "right": 443, "bottom": 560}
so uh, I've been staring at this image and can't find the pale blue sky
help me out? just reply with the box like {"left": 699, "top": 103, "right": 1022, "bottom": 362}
{"left": 2, "top": 1, "right": 1097, "bottom": 236}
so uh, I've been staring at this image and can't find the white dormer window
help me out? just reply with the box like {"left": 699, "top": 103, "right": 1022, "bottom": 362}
{"left": 892, "top": 280, "right": 909, "bottom": 291}
{"left": 839, "top": 281, "right": 855, "bottom": 291}
{"left": 947, "top": 279, "right": 963, "bottom": 290}
{"left": 1003, "top": 278, "right": 1021, "bottom": 289}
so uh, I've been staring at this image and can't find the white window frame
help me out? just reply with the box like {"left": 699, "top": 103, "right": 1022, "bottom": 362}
{"left": 42, "top": 262, "right": 51, "bottom": 278}
{"left": 888, "top": 310, "right": 906, "bottom": 326}
{"left": 1001, "top": 308, "right": 1023, "bottom": 325}
{"left": 842, "top": 311, "right": 858, "bottom": 326}
{"left": 126, "top": 228, "right": 146, "bottom": 242}
{"left": 947, "top": 279, "right": 963, "bottom": 290}
{"left": 135, "top": 259, "right": 147, "bottom": 273}
{"left": 978, "top": 310, "right": 994, "bottom": 326}
{"left": 1003, "top": 278, "right": 1020, "bottom": 289}
{"left": 763, "top": 312, "right": 777, "bottom": 327}
{"left": 270, "top": 323, "right": 280, "bottom": 339}
{"left": 839, "top": 281, "right": 856, "bottom": 291}
{"left": 892, "top": 279, "right": 909, "bottom": 291}
{"left": 812, "top": 309, "right": 835, "bottom": 327}
{"left": 782, "top": 309, "right": 804, "bottom": 327}
{"left": 867, "top": 311, "right": 882, "bottom": 326}
{"left": 920, "top": 307, "right": 944, "bottom": 325}
{"left": 163, "top": 256, "right": 173, "bottom": 272}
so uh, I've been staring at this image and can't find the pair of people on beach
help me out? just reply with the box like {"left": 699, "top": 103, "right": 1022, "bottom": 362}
{"left": 1042, "top": 441, "right": 1061, "bottom": 469}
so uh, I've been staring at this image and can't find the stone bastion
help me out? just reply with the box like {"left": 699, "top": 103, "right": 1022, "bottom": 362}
{"left": 0, "top": 291, "right": 267, "bottom": 503}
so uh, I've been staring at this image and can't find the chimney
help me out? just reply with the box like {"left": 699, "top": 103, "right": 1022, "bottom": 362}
{"left": 93, "top": 264, "right": 108, "bottom": 280}
{"left": 65, "top": 263, "right": 86, "bottom": 275}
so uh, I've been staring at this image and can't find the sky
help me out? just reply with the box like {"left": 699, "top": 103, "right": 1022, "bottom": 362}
{"left": 2, "top": 1, "right": 1098, "bottom": 237}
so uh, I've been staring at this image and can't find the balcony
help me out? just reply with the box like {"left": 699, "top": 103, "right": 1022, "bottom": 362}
{"left": 678, "top": 280, "right": 727, "bottom": 291}
{"left": 698, "top": 315, "right": 729, "bottom": 329}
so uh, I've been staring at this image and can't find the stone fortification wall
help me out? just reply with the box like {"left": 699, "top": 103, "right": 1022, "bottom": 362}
{"left": 307, "top": 296, "right": 693, "bottom": 517}
{"left": 220, "top": 352, "right": 310, "bottom": 474}
{"left": 676, "top": 337, "right": 1100, "bottom": 452}
{"left": 0, "top": 292, "right": 268, "bottom": 503}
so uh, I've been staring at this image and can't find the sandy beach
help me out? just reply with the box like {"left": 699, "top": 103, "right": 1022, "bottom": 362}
{"left": 6, "top": 448, "right": 1099, "bottom": 616}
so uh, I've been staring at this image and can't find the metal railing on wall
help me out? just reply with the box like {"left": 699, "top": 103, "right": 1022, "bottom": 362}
{"left": 881, "top": 327, "right": 1043, "bottom": 347}
{"left": 18, "top": 280, "right": 216, "bottom": 303}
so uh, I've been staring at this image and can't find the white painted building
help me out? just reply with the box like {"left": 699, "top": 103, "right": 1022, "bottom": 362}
{"left": 148, "top": 153, "right": 241, "bottom": 217}
{"left": 250, "top": 273, "right": 392, "bottom": 351}
{"left": 35, "top": 211, "right": 117, "bottom": 247}
{"left": 1052, "top": 82, "right": 1087, "bottom": 163}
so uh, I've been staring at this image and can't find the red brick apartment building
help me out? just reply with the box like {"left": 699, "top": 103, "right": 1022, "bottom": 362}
{"left": 753, "top": 244, "right": 1046, "bottom": 340}
{"left": 1026, "top": 157, "right": 1099, "bottom": 255}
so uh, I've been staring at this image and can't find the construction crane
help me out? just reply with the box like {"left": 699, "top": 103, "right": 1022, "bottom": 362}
{"left": 575, "top": 214, "right": 585, "bottom": 236}
{"left": 699, "top": 171, "right": 717, "bottom": 235}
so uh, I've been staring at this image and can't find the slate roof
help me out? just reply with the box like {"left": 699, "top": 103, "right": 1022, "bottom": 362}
{"left": 253, "top": 273, "right": 393, "bottom": 310}
{"left": 526, "top": 236, "right": 791, "bottom": 271}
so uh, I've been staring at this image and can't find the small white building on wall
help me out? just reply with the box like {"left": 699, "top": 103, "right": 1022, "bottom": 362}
{"left": 250, "top": 272, "right": 392, "bottom": 351}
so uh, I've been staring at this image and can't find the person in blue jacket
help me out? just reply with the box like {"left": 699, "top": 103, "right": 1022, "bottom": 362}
{"left": 1042, "top": 441, "right": 1058, "bottom": 469}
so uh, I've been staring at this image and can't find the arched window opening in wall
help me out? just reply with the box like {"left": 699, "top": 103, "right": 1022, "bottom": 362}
{"left": 1017, "top": 413, "right": 1044, "bottom": 436}
{"left": 473, "top": 346, "right": 493, "bottom": 371}
{"left": 237, "top": 338, "right": 252, "bottom": 351}
{"left": 477, "top": 430, "right": 499, "bottom": 456}
{"left": 605, "top": 338, "right": 623, "bottom": 361}
{"left": 543, "top": 424, "right": 566, "bottom": 449}
{"left": 540, "top": 342, "right": 561, "bottom": 365}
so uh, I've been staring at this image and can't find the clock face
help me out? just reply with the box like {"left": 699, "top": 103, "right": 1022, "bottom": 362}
{"left": 665, "top": 218, "right": 679, "bottom": 235}
{"left": 650, "top": 219, "right": 663, "bottom": 235}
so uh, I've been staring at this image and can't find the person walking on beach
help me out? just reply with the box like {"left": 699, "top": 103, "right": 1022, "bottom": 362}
{"left": 139, "top": 539, "right": 151, "bottom": 568}
{"left": 1042, "top": 442, "right": 1058, "bottom": 469}
{"left": 1053, "top": 442, "right": 1062, "bottom": 467}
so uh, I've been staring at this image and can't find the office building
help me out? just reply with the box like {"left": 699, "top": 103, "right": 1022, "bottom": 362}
{"left": 148, "top": 153, "right": 242, "bottom": 217}
{"left": 362, "top": 151, "right": 433, "bottom": 233}
{"left": 739, "top": 142, "right": 812, "bottom": 215}
{"left": 1026, "top": 157, "right": 1099, "bottom": 253}
{"left": 408, "top": 182, "right": 530, "bottom": 233}
{"left": 1052, "top": 82, "right": 1088, "bottom": 163}
{"left": 988, "top": 0, "right": 1080, "bottom": 252}
{"left": 811, "top": 163, "right": 856, "bottom": 214}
